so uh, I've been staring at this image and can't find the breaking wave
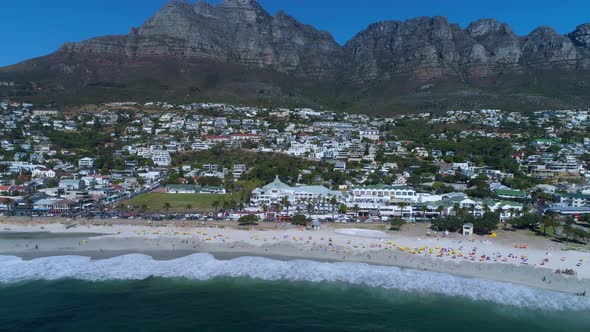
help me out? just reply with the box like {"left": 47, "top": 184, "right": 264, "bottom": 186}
{"left": 0, "top": 253, "right": 589, "bottom": 311}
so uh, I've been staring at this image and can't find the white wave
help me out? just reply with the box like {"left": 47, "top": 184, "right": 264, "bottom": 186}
{"left": 0, "top": 253, "right": 589, "bottom": 311}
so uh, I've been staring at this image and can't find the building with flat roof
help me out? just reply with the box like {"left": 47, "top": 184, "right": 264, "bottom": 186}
{"left": 349, "top": 184, "right": 418, "bottom": 205}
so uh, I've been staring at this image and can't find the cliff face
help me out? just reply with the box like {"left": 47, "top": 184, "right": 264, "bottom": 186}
{"left": 2, "top": 0, "right": 590, "bottom": 112}
{"left": 59, "top": 0, "right": 342, "bottom": 80}
{"left": 344, "top": 17, "right": 589, "bottom": 83}
{"left": 59, "top": 1, "right": 590, "bottom": 83}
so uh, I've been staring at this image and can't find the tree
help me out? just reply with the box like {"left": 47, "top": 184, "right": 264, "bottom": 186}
{"left": 339, "top": 204, "right": 347, "bottom": 215}
{"left": 473, "top": 212, "right": 499, "bottom": 234}
{"left": 116, "top": 203, "right": 126, "bottom": 212}
{"left": 389, "top": 218, "right": 406, "bottom": 231}
{"left": 261, "top": 203, "right": 269, "bottom": 221}
{"left": 306, "top": 201, "right": 314, "bottom": 218}
{"left": 330, "top": 196, "right": 339, "bottom": 221}
{"left": 291, "top": 214, "right": 307, "bottom": 226}
{"left": 353, "top": 204, "right": 360, "bottom": 217}
{"left": 238, "top": 214, "right": 259, "bottom": 226}
{"left": 212, "top": 200, "right": 220, "bottom": 214}
{"left": 508, "top": 214, "right": 540, "bottom": 230}
{"left": 281, "top": 196, "right": 291, "bottom": 215}
{"left": 163, "top": 202, "right": 171, "bottom": 214}
{"left": 140, "top": 204, "right": 149, "bottom": 213}
{"left": 2, "top": 198, "right": 12, "bottom": 212}
{"left": 186, "top": 204, "right": 193, "bottom": 213}
{"left": 398, "top": 202, "right": 408, "bottom": 219}
{"left": 563, "top": 218, "right": 575, "bottom": 243}
{"left": 540, "top": 212, "right": 559, "bottom": 236}
{"left": 222, "top": 199, "right": 230, "bottom": 212}
{"left": 572, "top": 228, "right": 590, "bottom": 244}
{"left": 431, "top": 214, "right": 466, "bottom": 233}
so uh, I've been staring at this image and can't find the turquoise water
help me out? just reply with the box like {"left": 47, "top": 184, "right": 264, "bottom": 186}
{"left": 0, "top": 253, "right": 589, "bottom": 331}
{"left": 0, "top": 278, "right": 588, "bottom": 332}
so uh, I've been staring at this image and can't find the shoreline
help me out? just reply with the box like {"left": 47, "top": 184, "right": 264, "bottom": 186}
{"left": 0, "top": 218, "right": 589, "bottom": 296}
{"left": 2, "top": 240, "right": 589, "bottom": 296}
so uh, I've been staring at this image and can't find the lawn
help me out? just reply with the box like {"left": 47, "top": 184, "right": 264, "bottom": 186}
{"left": 125, "top": 192, "right": 235, "bottom": 213}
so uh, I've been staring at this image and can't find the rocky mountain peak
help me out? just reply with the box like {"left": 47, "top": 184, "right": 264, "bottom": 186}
{"left": 521, "top": 26, "right": 577, "bottom": 64}
{"left": 466, "top": 19, "right": 510, "bottom": 37}
{"left": 218, "top": 0, "right": 270, "bottom": 18}
{"left": 193, "top": 0, "right": 215, "bottom": 15}
{"left": 568, "top": 23, "right": 590, "bottom": 48}
{"left": 4, "top": 3, "right": 590, "bottom": 113}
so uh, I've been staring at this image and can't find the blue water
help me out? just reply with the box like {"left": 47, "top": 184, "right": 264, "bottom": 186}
{"left": 0, "top": 254, "right": 588, "bottom": 331}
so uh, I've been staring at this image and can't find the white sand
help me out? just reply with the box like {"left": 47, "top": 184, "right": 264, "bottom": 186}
{"left": 1, "top": 220, "right": 589, "bottom": 295}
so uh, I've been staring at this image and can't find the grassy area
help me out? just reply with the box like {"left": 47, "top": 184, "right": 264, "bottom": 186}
{"left": 124, "top": 192, "right": 235, "bottom": 213}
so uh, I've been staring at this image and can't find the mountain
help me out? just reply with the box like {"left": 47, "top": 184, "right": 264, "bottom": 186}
{"left": 1, "top": 0, "right": 590, "bottom": 113}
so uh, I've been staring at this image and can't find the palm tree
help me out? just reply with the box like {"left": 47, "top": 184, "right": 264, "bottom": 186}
{"left": 116, "top": 203, "right": 126, "bottom": 213}
{"left": 563, "top": 220, "right": 574, "bottom": 243}
{"left": 398, "top": 202, "right": 408, "bottom": 219}
{"left": 508, "top": 208, "right": 516, "bottom": 219}
{"left": 353, "top": 204, "right": 360, "bottom": 217}
{"left": 24, "top": 196, "right": 33, "bottom": 220}
{"left": 339, "top": 204, "right": 347, "bottom": 215}
{"left": 329, "top": 196, "right": 338, "bottom": 221}
{"left": 222, "top": 198, "right": 230, "bottom": 212}
{"left": 306, "top": 201, "right": 314, "bottom": 219}
{"left": 212, "top": 200, "right": 220, "bottom": 214}
{"left": 420, "top": 205, "right": 428, "bottom": 218}
{"left": 436, "top": 205, "right": 444, "bottom": 218}
{"left": 540, "top": 212, "right": 558, "bottom": 236}
{"left": 163, "top": 202, "right": 171, "bottom": 215}
{"left": 281, "top": 196, "right": 291, "bottom": 216}
{"left": 2, "top": 198, "right": 12, "bottom": 212}
{"left": 299, "top": 198, "right": 307, "bottom": 213}
{"left": 261, "top": 203, "right": 269, "bottom": 221}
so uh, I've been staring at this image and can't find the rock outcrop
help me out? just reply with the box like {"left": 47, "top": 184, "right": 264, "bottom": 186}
{"left": 2, "top": 0, "right": 590, "bottom": 112}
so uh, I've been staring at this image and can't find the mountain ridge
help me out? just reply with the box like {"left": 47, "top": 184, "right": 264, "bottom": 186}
{"left": 1, "top": 0, "right": 589, "bottom": 113}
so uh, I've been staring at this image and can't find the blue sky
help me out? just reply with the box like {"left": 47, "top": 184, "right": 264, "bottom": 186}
{"left": 1, "top": 0, "right": 588, "bottom": 66}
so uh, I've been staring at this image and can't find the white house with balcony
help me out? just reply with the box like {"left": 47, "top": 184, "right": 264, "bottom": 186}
{"left": 348, "top": 184, "right": 418, "bottom": 205}
{"left": 78, "top": 157, "right": 95, "bottom": 168}
{"left": 251, "top": 176, "right": 342, "bottom": 212}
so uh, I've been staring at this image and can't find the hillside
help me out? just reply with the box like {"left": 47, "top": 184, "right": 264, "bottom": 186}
{"left": 1, "top": 0, "right": 589, "bottom": 113}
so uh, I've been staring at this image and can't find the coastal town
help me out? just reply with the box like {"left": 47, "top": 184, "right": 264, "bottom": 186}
{"left": 3, "top": 1, "right": 590, "bottom": 329}
{"left": 0, "top": 99, "right": 590, "bottom": 243}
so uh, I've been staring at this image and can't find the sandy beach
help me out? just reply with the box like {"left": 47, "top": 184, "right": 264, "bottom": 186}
{"left": 0, "top": 217, "right": 589, "bottom": 296}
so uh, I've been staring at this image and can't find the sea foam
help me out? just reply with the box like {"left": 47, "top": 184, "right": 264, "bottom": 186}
{"left": 0, "top": 253, "right": 589, "bottom": 311}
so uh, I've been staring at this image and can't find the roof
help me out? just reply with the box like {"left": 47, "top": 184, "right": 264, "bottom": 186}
{"left": 498, "top": 201, "right": 523, "bottom": 208}
{"left": 354, "top": 184, "right": 414, "bottom": 191}
{"left": 495, "top": 189, "right": 526, "bottom": 197}
{"left": 561, "top": 193, "right": 590, "bottom": 200}
{"left": 259, "top": 176, "right": 341, "bottom": 196}
{"left": 167, "top": 184, "right": 197, "bottom": 190}
{"left": 261, "top": 175, "right": 293, "bottom": 191}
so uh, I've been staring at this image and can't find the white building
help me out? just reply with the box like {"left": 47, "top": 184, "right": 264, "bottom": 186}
{"left": 58, "top": 179, "right": 85, "bottom": 191}
{"left": 78, "top": 157, "right": 95, "bottom": 168}
{"left": 251, "top": 176, "right": 342, "bottom": 211}
{"left": 151, "top": 151, "right": 171, "bottom": 166}
{"left": 349, "top": 184, "right": 418, "bottom": 205}
{"left": 360, "top": 129, "right": 380, "bottom": 141}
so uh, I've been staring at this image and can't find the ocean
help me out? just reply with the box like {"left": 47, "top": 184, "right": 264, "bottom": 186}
{"left": 0, "top": 253, "right": 589, "bottom": 331}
